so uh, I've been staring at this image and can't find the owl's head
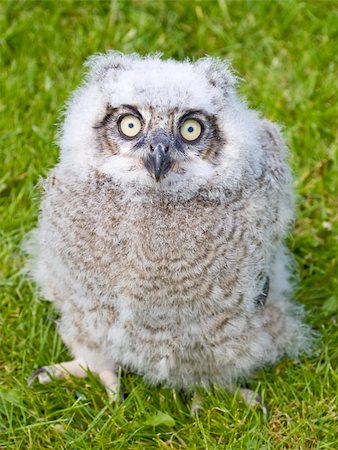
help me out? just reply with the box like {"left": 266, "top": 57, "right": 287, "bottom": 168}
{"left": 60, "top": 52, "right": 266, "bottom": 192}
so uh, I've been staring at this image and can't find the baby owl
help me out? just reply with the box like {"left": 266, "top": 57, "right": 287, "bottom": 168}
{"left": 28, "top": 52, "right": 311, "bottom": 411}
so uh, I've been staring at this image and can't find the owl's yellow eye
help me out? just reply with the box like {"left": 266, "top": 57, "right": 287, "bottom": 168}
{"left": 180, "top": 119, "right": 202, "bottom": 142}
{"left": 118, "top": 115, "right": 142, "bottom": 138}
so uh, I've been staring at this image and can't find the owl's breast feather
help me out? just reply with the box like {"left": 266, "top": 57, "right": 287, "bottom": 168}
{"left": 37, "top": 170, "right": 285, "bottom": 388}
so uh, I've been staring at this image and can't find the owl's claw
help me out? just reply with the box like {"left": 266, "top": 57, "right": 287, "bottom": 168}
{"left": 239, "top": 388, "right": 268, "bottom": 416}
{"left": 28, "top": 366, "right": 53, "bottom": 386}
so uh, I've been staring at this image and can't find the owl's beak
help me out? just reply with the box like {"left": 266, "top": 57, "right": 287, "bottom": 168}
{"left": 144, "top": 143, "right": 172, "bottom": 182}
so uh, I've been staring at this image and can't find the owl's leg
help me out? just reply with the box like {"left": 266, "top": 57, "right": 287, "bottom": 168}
{"left": 98, "top": 369, "right": 121, "bottom": 401}
{"left": 190, "top": 392, "right": 203, "bottom": 416}
{"left": 28, "top": 359, "right": 88, "bottom": 385}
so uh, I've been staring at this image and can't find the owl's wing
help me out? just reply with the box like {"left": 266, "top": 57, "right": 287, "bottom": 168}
{"left": 260, "top": 120, "right": 289, "bottom": 169}
{"left": 259, "top": 119, "right": 294, "bottom": 211}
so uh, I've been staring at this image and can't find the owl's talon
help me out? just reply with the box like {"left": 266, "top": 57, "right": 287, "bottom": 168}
{"left": 28, "top": 364, "right": 67, "bottom": 386}
{"left": 36, "top": 367, "right": 55, "bottom": 384}
{"left": 239, "top": 388, "right": 268, "bottom": 416}
{"left": 28, "top": 366, "right": 51, "bottom": 386}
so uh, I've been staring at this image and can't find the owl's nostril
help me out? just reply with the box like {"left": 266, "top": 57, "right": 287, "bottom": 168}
{"left": 150, "top": 144, "right": 169, "bottom": 153}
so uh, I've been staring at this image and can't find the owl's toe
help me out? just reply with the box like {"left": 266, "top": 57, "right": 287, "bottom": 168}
{"left": 28, "top": 366, "right": 57, "bottom": 386}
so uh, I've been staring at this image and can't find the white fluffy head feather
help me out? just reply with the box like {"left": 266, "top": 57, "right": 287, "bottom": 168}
{"left": 59, "top": 52, "right": 264, "bottom": 192}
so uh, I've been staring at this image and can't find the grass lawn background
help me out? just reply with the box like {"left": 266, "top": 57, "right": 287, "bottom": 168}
{"left": 0, "top": 0, "right": 337, "bottom": 448}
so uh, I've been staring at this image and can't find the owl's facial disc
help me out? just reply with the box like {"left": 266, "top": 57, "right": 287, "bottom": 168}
{"left": 96, "top": 104, "right": 223, "bottom": 183}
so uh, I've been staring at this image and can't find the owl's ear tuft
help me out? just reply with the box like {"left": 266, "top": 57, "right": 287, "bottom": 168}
{"left": 195, "top": 57, "right": 238, "bottom": 94}
{"left": 84, "top": 51, "right": 133, "bottom": 81}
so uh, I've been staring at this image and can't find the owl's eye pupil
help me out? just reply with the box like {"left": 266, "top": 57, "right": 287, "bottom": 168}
{"left": 128, "top": 123, "right": 134, "bottom": 128}
{"left": 187, "top": 126, "right": 194, "bottom": 133}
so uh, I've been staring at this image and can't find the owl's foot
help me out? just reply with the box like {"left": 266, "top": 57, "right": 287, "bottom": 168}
{"left": 28, "top": 359, "right": 88, "bottom": 385}
{"left": 190, "top": 388, "right": 267, "bottom": 416}
{"left": 28, "top": 360, "right": 121, "bottom": 401}
{"left": 239, "top": 388, "right": 267, "bottom": 416}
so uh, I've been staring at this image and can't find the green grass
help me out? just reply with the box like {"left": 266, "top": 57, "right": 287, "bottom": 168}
{"left": 0, "top": 0, "right": 337, "bottom": 448}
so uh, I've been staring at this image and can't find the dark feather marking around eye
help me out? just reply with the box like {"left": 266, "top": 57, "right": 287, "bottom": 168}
{"left": 178, "top": 109, "right": 208, "bottom": 125}
{"left": 121, "top": 105, "right": 143, "bottom": 121}
{"left": 173, "top": 137, "right": 185, "bottom": 154}
{"left": 93, "top": 105, "right": 118, "bottom": 129}
{"left": 93, "top": 105, "right": 143, "bottom": 130}
{"left": 200, "top": 115, "right": 225, "bottom": 163}
{"left": 132, "top": 136, "right": 147, "bottom": 151}
{"left": 93, "top": 105, "right": 120, "bottom": 155}
{"left": 95, "top": 125, "right": 119, "bottom": 155}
